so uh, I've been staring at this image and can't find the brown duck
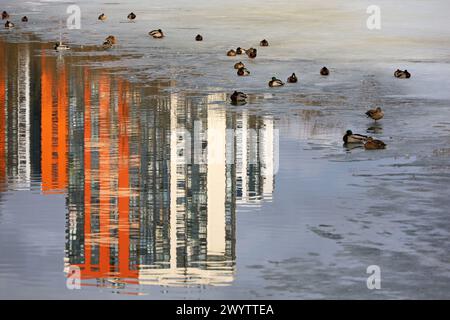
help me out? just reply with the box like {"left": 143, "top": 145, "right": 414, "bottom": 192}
{"left": 364, "top": 137, "right": 386, "bottom": 150}
{"left": 365, "top": 107, "right": 384, "bottom": 121}
{"left": 260, "top": 39, "right": 269, "bottom": 47}
{"left": 320, "top": 67, "right": 330, "bottom": 76}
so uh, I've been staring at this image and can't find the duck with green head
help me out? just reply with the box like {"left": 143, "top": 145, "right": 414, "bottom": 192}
{"left": 343, "top": 130, "right": 369, "bottom": 144}
{"left": 230, "top": 91, "right": 247, "bottom": 105}
{"left": 149, "top": 29, "right": 164, "bottom": 38}
{"left": 236, "top": 47, "right": 246, "bottom": 55}
{"left": 394, "top": 69, "right": 411, "bottom": 79}
{"left": 268, "top": 77, "right": 284, "bottom": 87}
{"left": 237, "top": 67, "right": 250, "bottom": 76}
{"left": 4, "top": 20, "right": 14, "bottom": 29}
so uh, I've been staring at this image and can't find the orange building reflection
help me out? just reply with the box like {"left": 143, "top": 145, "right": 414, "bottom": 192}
{"left": 67, "top": 72, "right": 139, "bottom": 283}
{"left": 41, "top": 52, "right": 68, "bottom": 193}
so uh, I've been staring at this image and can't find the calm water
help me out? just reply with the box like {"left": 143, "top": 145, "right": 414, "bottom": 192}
{"left": 1, "top": 0, "right": 450, "bottom": 299}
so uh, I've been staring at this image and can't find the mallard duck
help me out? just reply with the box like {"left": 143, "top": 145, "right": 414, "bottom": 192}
{"left": 365, "top": 107, "right": 384, "bottom": 121}
{"left": 237, "top": 67, "right": 250, "bottom": 76}
{"left": 364, "top": 137, "right": 386, "bottom": 150}
{"left": 230, "top": 91, "right": 247, "bottom": 103}
{"left": 102, "top": 41, "right": 113, "bottom": 49}
{"left": 260, "top": 39, "right": 269, "bottom": 47}
{"left": 127, "top": 12, "right": 136, "bottom": 20}
{"left": 4, "top": 20, "right": 14, "bottom": 29}
{"left": 21, "top": 16, "right": 28, "bottom": 22}
{"left": 246, "top": 48, "right": 257, "bottom": 58}
{"left": 394, "top": 69, "right": 411, "bottom": 79}
{"left": 105, "top": 35, "right": 116, "bottom": 44}
{"left": 268, "top": 77, "right": 284, "bottom": 87}
{"left": 236, "top": 47, "right": 246, "bottom": 55}
{"left": 149, "top": 29, "right": 164, "bottom": 38}
{"left": 98, "top": 13, "right": 107, "bottom": 21}
{"left": 227, "top": 49, "right": 236, "bottom": 57}
{"left": 343, "top": 130, "right": 369, "bottom": 144}
{"left": 287, "top": 73, "right": 298, "bottom": 83}
{"left": 320, "top": 67, "right": 330, "bottom": 76}
{"left": 1, "top": 11, "right": 9, "bottom": 20}
{"left": 195, "top": 34, "right": 203, "bottom": 41}
{"left": 54, "top": 41, "right": 70, "bottom": 51}
{"left": 234, "top": 61, "right": 245, "bottom": 69}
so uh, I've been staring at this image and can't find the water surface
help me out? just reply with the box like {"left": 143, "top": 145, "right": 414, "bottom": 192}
{"left": 0, "top": 0, "right": 450, "bottom": 299}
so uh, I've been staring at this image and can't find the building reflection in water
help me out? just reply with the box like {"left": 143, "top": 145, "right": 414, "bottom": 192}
{"left": 0, "top": 39, "right": 278, "bottom": 291}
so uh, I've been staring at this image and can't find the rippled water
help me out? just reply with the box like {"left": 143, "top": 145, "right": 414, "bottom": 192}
{"left": 1, "top": 0, "right": 450, "bottom": 299}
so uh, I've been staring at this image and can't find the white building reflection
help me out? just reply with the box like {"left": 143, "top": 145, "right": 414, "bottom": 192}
{"left": 16, "top": 44, "right": 31, "bottom": 189}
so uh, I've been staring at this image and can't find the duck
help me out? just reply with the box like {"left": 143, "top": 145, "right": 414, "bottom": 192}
{"left": 343, "top": 130, "right": 369, "bottom": 144}
{"left": 149, "top": 29, "right": 164, "bottom": 38}
{"left": 234, "top": 61, "right": 245, "bottom": 69}
{"left": 105, "top": 35, "right": 117, "bottom": 44}
{"left": 394, "top": 69, "right": 411, "bottom": 79}
{"left": 260, "top": 39, "right": 269, "bottom": 47}
{"left": 237, "top": 67, "right": 250, "bottom": 76}
{"left": 230, "top": 91, "right": 247, "bottom": 104}
{"left": 287, "top": 73, "right": 298, "bottom": 83}
{"left": 364, "top": 137, "right": 386, "bottom": 150}
{"left": 195, "top": 34, "right": 203, "bottom": 41}
{"left": 246, "top": 47, "right": 257, "bottom": 58}
{"left": 54, "top": 41, "right": 70, "bottom": 51}
{"left": 98, "top": 13, "right": 107, "bottom": 21}
{"left": 227, "top": 49, "right": 237, "bottom": 57}
{"left": 102, "top": 41, "right": 113, "bottom": 49}
{"left": 4, "top": 20, "right": 14, "bottom": 29}
{"left": 268, "top": 77, "right": 284, "bottom": 87}
{"left": 365, "top": 107, "right": 384, "bottom": 121}
{"left": 320, "top": 67, "right": 330, "bottom": 76}
{"left": 236, "top": 47, "right": 246, "bottom": 55}
{"left": 127, "top": 12, "right": 136, "bottom": 20}
{"left": 2, "top": 11, "right": 9, "bottom": 20}
{"left": 21, "top": 16, "right": 28, "bottom": 22}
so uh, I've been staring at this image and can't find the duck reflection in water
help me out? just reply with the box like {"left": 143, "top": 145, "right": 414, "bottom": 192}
{"left": 367, "top": 122, "right": 383, "bottom": 134}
